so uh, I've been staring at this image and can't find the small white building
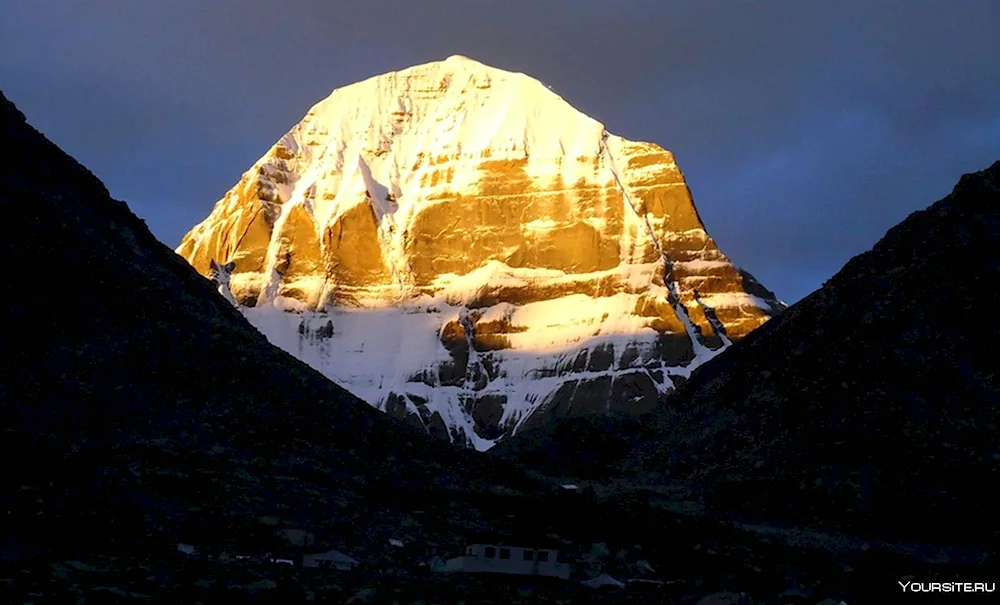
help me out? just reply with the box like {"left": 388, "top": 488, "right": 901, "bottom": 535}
{"left": 432, "top": 544, "right": 571, "bottom": 579}
{"left": 302, "top": 548, "right": 359, "bottom": 571}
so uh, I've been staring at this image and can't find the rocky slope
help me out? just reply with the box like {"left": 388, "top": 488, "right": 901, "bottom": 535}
{"left": 0, "top": 89, "right": 538, "bottom": 565}
{"left": 496, "top": 161, "right": 1000, "bottom": 557}
{"left": 177, "top": 55, "right": 785, "bottom": 449}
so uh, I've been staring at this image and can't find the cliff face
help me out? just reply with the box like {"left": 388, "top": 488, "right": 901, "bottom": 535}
{"left": 177, "top": 56, "right": 784, "bottom": 449}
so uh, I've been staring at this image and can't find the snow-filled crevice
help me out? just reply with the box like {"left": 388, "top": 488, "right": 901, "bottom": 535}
{"left": 457, "top": 310, "right": 484, "bottom": 389}
{"left": 358, "top": 154, "right": 414, "bottom": 300}
{"left": 599, "top": 132, "right": 711, "bottom": 364}
{"left": 661, "top": 259, "right": 712, "bottom": 361}
{"left": 358, "top": 155, "right": 399, "bottom": 223}
{"left": 599, "top": 131, "right": 663, "bottom": 258}
{"left": 255, "top": 194, "right": 305, "bottom": 308}
{"left": 401, "top": 395, "right": 433, "bottom": 435}
{"left": 694, "top": 288, "right": 733, "bottom": 350}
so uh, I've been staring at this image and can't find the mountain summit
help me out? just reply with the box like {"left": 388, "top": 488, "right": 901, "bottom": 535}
{"left": 178, "top": 57, "right": 785, "bottom": 449}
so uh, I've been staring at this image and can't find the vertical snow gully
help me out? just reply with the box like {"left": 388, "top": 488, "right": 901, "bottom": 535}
{"left": 458, "top": 310, "right": 484, "bottom": 389}
{"left": 598, "top": 131, "right": 711, "bottom": 359}
{"left": 694, "top": 288, "right": 733, "bottom": 350}
{"left": 358, "top": 154, "right": 412, "bottom": 300}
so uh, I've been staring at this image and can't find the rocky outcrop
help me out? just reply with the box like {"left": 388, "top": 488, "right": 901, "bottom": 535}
{"left": 177, "top": 56, "right": 784, "bottom": 449}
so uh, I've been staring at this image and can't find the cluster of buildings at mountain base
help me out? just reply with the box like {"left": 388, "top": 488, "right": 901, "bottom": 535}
{"left": 175, "top": 538, "right": 663, "bottom": 590}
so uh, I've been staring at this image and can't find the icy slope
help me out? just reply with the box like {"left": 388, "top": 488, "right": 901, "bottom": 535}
{"left": 177, "top": 56, "right": 785, "bottom": 449}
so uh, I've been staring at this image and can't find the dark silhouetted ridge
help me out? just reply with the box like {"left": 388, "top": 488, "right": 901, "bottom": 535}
{"left": 497, "top": 160, "right": 1000, "bottom": 553}
{"left": 0, "top": 91, "right": 530, "bottom": 561}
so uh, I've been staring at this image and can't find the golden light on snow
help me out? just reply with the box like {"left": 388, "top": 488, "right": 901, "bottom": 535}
{"left": 177, "top": 56, "right": 784, "bottom": 449}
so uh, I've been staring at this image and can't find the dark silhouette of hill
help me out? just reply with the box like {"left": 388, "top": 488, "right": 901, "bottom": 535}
{"left": 0, "top": 91, "right": 531, "bottom": 562}
{"left": 496, "top": 160, "right": 1000, "bottom": 554}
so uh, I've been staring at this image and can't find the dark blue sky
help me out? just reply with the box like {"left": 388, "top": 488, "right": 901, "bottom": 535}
{"left": 3, "top": 1, "right": 998, "bottom": 303}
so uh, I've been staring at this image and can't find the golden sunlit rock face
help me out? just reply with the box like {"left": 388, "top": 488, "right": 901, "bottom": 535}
{"left": 177, "top": 55, "right": 785, "bottom": 450}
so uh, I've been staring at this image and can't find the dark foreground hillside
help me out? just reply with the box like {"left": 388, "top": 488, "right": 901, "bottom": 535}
{"left": 0, "top": 89, "right": 534, "bottom": 564}
{"left": 498, "top": 161, "right": 1000, "bottom": 559}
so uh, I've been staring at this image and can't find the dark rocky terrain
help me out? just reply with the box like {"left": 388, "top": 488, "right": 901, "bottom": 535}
{"left": 497, "top": 161, "right": 1000, "bottom": 572}
{"left": 0, "top": 89, "right": 543, "bottom": 593}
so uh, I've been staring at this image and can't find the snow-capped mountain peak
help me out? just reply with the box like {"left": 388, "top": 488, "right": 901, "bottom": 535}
{"left": 179, "top": 57, "right": 785, "bottom": 450}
